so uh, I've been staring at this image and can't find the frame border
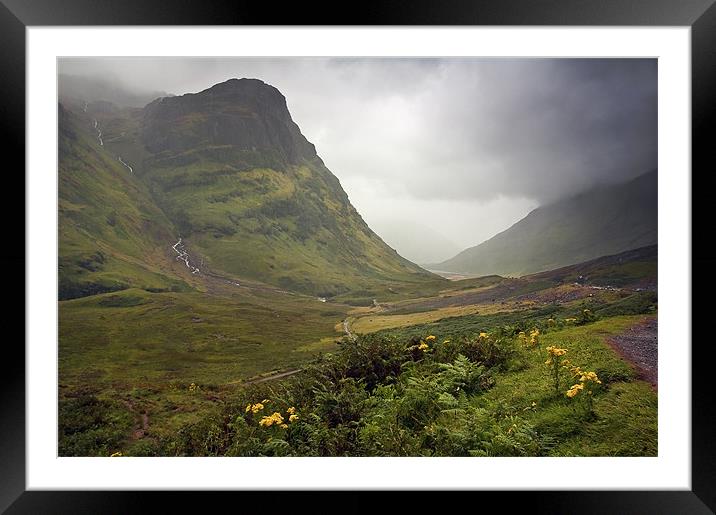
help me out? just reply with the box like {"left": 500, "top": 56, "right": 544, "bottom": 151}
{"left": 4, "top": 0, "right": 714, "bottom": 512}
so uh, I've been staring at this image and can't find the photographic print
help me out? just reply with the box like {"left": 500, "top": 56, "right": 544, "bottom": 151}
{"left": 57, "top": 57, "right": 657, "bottom": 458}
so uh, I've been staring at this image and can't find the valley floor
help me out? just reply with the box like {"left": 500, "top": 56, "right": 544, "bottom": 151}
{"left": 59, "top": 252, "right": 658, "bottom": 457}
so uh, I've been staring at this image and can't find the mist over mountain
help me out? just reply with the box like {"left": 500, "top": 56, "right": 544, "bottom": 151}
{"left": 434, "top": 170, "right": 657, "bottom": 277}
{"left": 59, "top": 73, "right": 171, "bottom": 108}
{"left": 370, "top": 220, "right": 463, "bottom": 264}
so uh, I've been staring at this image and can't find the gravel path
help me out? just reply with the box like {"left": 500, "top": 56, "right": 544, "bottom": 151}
{"left": 607, "top": 317, "right": 658, "bottom": 387}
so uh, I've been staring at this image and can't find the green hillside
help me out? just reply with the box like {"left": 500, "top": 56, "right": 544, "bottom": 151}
{"left": 435, "top": 170, "right": 657, "bottom": 277}
{"left": 81, "top": 78, "right": 442, "bottom": 302}
{"left": 58, "top": 103, "right": 189, "bottom": 300}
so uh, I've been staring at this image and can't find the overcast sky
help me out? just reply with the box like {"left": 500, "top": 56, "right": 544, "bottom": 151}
{"left": 59, "top": 57, "right": 657, "bottom": 264}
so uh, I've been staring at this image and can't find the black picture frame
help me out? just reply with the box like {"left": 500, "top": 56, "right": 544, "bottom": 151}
{"left": 3, "top": 0, "right": 714, "bottom": 512}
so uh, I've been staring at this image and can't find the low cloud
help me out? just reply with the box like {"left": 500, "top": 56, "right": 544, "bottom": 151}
{"left": 58, "top": 57, "right": 656, "bottom": 258}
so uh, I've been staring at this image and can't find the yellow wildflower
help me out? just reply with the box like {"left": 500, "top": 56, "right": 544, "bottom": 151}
{"left": 245, "top": 403, "right": 251, "bottom": 413}
{"left": 479, "top": 332, "right": 489, "bottom": 339}
{"left": 579, "top": 371, "right": 602, "bottom": 384}
{"left": 287, "top": 406, "right": 297, "bottom": 415}
{"left": 259, "top": 411, "right": 285, "bottom": 427}
{"left": 251, "top": 402, "right": 265, "bottom": 414}
{"left": 280, "top": 424, "right": 288, "bottom": 429}
{"left": 566, "top": 383, "right": 584, "bottom": 398}
{"left": 110, "top": 451, "right": 122, "bottom": 457}
{"left": 546, "top": 345, "right": 567, "bottom": 357}
{"left": 418, "top": 342, "right": 429, "bottom": 351}
{"left": 425, "top": 335, "right": 436, "bottom": 341}
{"left": 289, "top": 414, "right": 299, "bottom": 423}
{"left": 443, "top": 339, "right": 451, "bottom": 344}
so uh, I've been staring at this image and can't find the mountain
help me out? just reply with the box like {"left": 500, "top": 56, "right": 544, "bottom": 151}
{"left": 435, "top": 170, "right": 657, "bottom": 277}
{"left": 59, "top": 78, "right": 443, "bottom": 302}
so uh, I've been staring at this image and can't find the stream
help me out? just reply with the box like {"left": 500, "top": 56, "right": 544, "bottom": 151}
{"left": 93, "top": 119, "right": 103, "bottom": 146}
{"left": 172, "top": 238, "right": 200, "bottom": 274}
{"left": 118, "top": 156, "right": 134, "bottom": 174}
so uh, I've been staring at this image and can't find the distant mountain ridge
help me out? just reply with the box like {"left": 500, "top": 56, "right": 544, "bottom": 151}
{"left": 435, "top": 170, "right": 657, "bottom": 277}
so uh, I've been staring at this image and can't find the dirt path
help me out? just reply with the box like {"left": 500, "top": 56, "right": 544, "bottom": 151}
{"left": 121, "top": 399, "right": 149, "bottom": 439}
{"left": 606, "top": 317, "right": 658, "bottom": 388}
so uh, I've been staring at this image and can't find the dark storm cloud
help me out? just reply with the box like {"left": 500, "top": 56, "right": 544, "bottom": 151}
{"left": 57, "top": 57, "right": 656, "bottom": 259}
{"left": 413, "top": 58, "right": 657, "bottom": 203}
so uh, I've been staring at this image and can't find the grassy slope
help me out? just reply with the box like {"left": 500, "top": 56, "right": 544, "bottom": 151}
{"left": 437, "top": 170, "right": 657, "bottom": 277}
{"left": 60, "top": 288, "right": 347, "bottom": 387}
{"left": 526, "top": 245, "right": 657, "bottom": 288}
{"left": 59, "top": 286, "right": 351, "bottom": 455}
{"left": 58, "top": 104, "right": 187, "bottom": 299}
{"left": 478, "top": 316, "right": 657, "bottom": 456}
{"left": 145, "top": 155, "right": 443, "bottom": 301}
{"left": 365, "top": 301, "right": 657, "bottom": 457}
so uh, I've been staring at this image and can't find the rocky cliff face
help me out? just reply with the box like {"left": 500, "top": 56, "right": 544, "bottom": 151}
{"left": 142, "top": 78, "right": 317, "bottom": 164}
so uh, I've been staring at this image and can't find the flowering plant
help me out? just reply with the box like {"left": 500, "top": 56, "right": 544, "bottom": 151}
{"left": 545, "top": 345, "right": 568, "bottom": 394}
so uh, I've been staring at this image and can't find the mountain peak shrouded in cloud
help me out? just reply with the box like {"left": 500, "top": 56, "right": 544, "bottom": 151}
{"left": 58, "top": 57, "right": 656, "bottom": 253}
